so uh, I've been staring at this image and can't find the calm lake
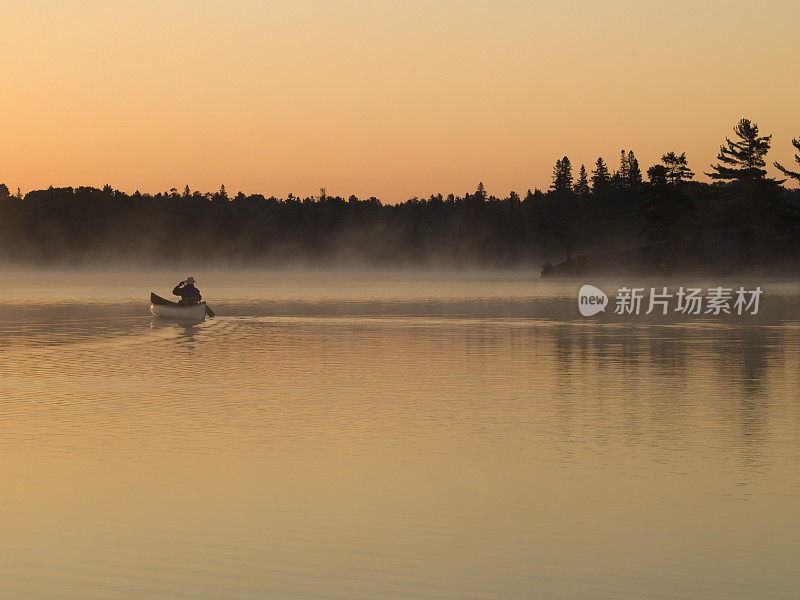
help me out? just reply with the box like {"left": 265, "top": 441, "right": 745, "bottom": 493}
{"left": 1, "top": 271, "right": 798, "bottom": 599}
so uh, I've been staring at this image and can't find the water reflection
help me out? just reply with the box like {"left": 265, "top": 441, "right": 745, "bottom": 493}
{"left": 149, "top": 316, "right": 206, "bottom": 348}
{"left": 544, "top": 321, "right": 792, "bottom": 470}
{"left": 0, "top": 281, "right": 799, "bottom": 600}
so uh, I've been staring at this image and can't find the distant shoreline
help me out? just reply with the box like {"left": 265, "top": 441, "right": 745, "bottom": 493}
{"left": 2, "top": 175, "right": 799, "bottom": 272}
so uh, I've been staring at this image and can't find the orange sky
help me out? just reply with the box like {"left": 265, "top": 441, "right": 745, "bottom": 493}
{"left": 1, "top": 0, "right": 798, "bottom": 202}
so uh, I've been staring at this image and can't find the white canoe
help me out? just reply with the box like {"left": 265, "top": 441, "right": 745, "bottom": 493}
{"left": 150, "top": 301, "right": 208, "bottom": 320}
{"left": 150, "top": 293, "right": 207, "bottom": 321}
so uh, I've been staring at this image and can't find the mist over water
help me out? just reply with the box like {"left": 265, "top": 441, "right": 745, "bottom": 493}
{"left": 1, "top": 270, "right": 799, "bottom": 599}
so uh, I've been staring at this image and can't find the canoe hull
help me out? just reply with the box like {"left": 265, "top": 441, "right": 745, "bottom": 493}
{"left": 150, "top": 302, "right": 207, "bottom": 320}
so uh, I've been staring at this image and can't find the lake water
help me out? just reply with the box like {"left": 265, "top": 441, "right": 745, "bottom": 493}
{"left": 1, "top": 271, "right": 799, "bottom": 599}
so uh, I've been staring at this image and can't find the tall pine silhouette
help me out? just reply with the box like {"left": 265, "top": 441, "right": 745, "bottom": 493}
{"left": 574, "top": 165, "right": 590, "bottom": 198}
{"left": 707, "top": 118, "right": 773, "bottom": 182}
{"left": 591, "top": 157, "right": 611, "bottom": 194}
{"left": 626, "top": 151, "right": 642, "bottom": 186}
{"left": 661, "top": 152, "right": 694, "bottom": 184}
{"left": 551, "top": 156, "right": 573, "bottom": 193}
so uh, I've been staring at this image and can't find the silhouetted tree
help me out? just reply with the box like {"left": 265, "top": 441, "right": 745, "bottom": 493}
{"left": 545, "top": 157, "right": 578, "bottom": 261}
{"left": 591, "top": 157, "right": 611, "bottom": 194}
{"left": 0, "top": 183, "right": 9, "bottom": 199}
{"left": 551, "top": 156, "right": 573, "bottom": 193}
{"left": 574, "top": 165, "right": 590, "bottom": 198}
{"left": 620, "top": 149, "right": 630, "bottom": 178}
{"left": 613, "top": 150, "right": 642, "bottom": 189}
{"left": 647, "top": 164, "right": 669, "bottom": 186}
{"left": 613, "top": 150, "right": 630, "bottom": 188}
{"left": 661, "top": 152, "right": 694, "bottom": 184}
{"left": 639, "top": 166, "right": 698, "bottom": 267}
{"left": 774, "top": 138, "right": 800, "bottom": 182}
{"left": 707, "top": 118, "right": 773, "bottom": 182}
{"left": 627, "top": 151, "right": 642, "bottom": 186}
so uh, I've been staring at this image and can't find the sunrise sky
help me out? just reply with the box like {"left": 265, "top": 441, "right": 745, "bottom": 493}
{"left": 1, "top": 0, "right": 798, "bottom": 202}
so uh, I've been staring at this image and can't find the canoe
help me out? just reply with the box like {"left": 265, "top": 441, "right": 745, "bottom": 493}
{"left": 150, "top": 292, "right": 207, "bottom": 320}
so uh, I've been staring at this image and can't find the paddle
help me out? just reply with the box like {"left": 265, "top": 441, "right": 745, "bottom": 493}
{"left": 205, "top": 304, "right": 215, "bottom": 318}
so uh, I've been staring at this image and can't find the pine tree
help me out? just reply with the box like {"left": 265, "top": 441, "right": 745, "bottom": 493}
{"left": 707, "top": 118, "right": 773, "bottom": 182}
{"left": 476, "top": 181, "right": 487, "bottom": 200}
{"left": 610, "top": 150, "right": 626, "bottom": 189}
{"left": 574, "top": 164, "right": 590, "bottom": 197}
{"left": 774, "top": 138, "right": 800, "bottom": 182}
{"left": 183, "top": 185, "right": 191, "bottom": 198}
{"left": 627, "top": 150, "right": 642, "bottom": 186}
{"left": 591, "top": 157, "right": 611, "bottom": 193}
{"left": 661, "top": 152, "right": 694, "bottom": 184}
{"left": 550, "top": 156, "right": 573, "bottom": 193}
{"left": 619, "top": 150, "right": 630, "bottom": 181}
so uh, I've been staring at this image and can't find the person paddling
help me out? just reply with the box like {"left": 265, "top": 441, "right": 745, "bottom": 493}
{"left": 173, "top": 276, "right": 202, "bottom": 305}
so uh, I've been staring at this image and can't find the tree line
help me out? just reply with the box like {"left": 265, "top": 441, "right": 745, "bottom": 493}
{"left": 1, "top": 117, "right": 799, "bottom": 271}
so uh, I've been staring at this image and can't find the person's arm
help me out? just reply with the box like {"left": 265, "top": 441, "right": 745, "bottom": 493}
{"left": 172, "top": 282, "right": 184, "bottom": 296}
